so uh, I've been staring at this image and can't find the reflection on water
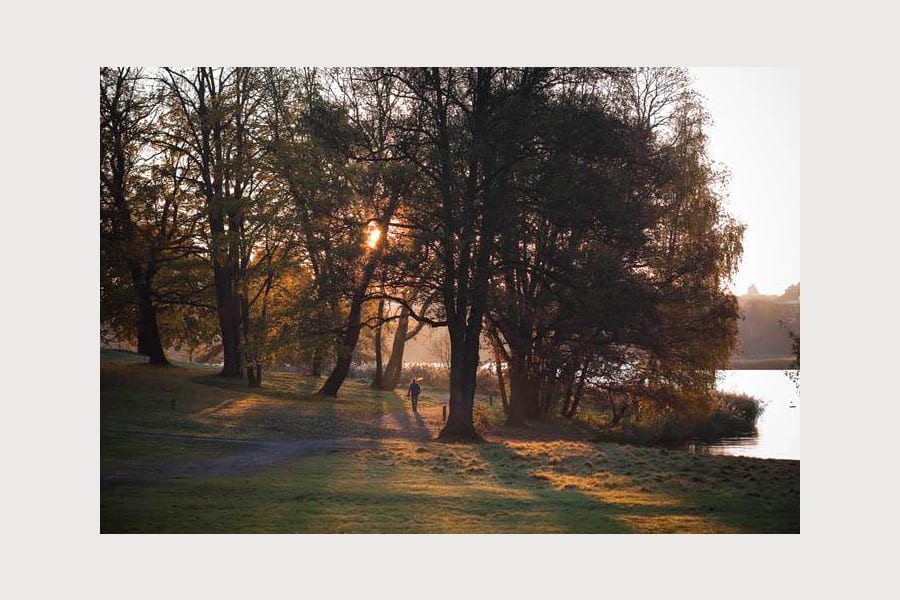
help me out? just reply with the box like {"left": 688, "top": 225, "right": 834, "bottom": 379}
{"left": 687, "top": 370, "right": 800, "bottom": 460}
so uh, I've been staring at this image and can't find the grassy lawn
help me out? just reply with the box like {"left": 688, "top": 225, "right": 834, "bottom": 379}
{"left": 100, "top": 351, "right": 800, "bottom": 533}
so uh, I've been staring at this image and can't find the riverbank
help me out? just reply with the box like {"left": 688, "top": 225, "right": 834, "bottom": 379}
{"left": 101, "top": 351, "right": 800, "bottom": 533}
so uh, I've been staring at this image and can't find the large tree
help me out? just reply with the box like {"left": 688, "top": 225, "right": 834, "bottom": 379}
{"left": 160, "top": 67, "right": 266, "bottom": 377}
{"left": 486, "top": 71, "right": 656, "bottom": 424}
{"left": 101, "top": 68, "right": 204, "bottom": 365}
{"left": 387, "top": 68, "right": 557, "bottom": 440}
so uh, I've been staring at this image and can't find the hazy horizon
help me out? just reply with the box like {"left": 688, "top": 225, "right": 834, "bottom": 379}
{"left": 690, "top": 68, "right": 800, "bottom": 298}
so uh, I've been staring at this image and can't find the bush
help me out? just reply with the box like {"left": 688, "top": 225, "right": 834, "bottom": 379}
{"left": 592, "top": 391, "right": 764, "bottom": 447}
{"left": 473, "top": 403, "right": 502, "bottom": 435}
{"left": 705, "top": 391, "right": 764, "bottom": 439}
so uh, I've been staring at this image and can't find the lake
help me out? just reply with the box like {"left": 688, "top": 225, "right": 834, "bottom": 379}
{"left": 686, "top": 370, "right": 800, "bottom": 460}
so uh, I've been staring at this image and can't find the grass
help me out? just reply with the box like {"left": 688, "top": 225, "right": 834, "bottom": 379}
{"left": 100, "top": 350, "right": 800, "bottom": 533}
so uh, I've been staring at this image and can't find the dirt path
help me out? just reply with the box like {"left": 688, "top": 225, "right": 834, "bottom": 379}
{"left": 102, "top": 424, "right": 428, "bottom": 485}
{"left": 163, "top": 437, "right": 384, "bottom": 477}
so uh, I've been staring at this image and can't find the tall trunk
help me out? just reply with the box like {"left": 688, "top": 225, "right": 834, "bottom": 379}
{"left": 197, "top": 69, "right": 244, "bottom": 380}
{"left": 370, "top": 298, "right": 385, "bottom": 389}
{"left": 438, "top": 328, "right": 482, "bottom": 441}
{"left": 432, "top": 67, "right": 495, "bottom": 443}
{"left": 132, "top": 268, "right": 168, "bottom": 366}
{"left": 506, "top": 354, "right": 529, "bottom": 426}
{"left": 318, "top": 295, "right": 366, "bottom": 397}
{"left": 213, "top": 261, "right": 243, "bottom": 378}
{"left": 379, "top": 308, "right": 408, "bottom": 390}
{"left": 379, "top": 305, "right": 426, "bottom": 391}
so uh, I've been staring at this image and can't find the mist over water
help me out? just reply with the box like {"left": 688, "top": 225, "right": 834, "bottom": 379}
{"left": 689, "top": 370, "right": 800, "bottom": 460}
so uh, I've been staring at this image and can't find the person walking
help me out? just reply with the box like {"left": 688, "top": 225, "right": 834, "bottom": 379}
{"left": 407, "top": 378, "right": 421, "bottom": 413}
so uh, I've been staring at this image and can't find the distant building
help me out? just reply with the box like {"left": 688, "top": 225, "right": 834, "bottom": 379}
{"left": 747, "top": 283, "right": 760, "bottom": 296}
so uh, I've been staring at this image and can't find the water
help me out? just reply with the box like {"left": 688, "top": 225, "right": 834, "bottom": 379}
{"left": 687, "top": 370, "right": 800, "bottom": 460}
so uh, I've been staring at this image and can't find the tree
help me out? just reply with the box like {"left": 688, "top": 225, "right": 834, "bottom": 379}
{"left": 260, "top": 68, "right": 412, "bottom": 396}
{"left": 623, "top": 70, "right": 744, "bottom": 418}
{"left": 101, "top": 68, "right": 205, "bottom": 365}
{"left": 160, "top": 67, "right": 267, "bottom": 378}
{"left": 371, "top": 297, "right": 429, "bottom": 390}
{"left": 483, "top": 67, "right": 744, "bottom": 427}
{"left": 100, "top": 66, "right": 746, "bottom": 438}
{"left": 486, "top": 70, "right": 655, "bottom": 424}
{"left": 386, "top": 68, "right": 559, "bottom": 440}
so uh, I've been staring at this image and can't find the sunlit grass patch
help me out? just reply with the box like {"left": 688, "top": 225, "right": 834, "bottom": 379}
{"left": 615, "top": 514, "right": 732, "bottom": 534}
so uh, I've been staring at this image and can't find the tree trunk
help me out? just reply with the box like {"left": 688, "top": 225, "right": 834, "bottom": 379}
{"left": 564, "top": 362, "right": 590, "bottom": 419}
{"left": 370, "top": 298, "right": 385, "bottom": 389}
{"left": 212, "top": 256, "right": 244, "bottom": 378}
{"left": 311, "top": 350, "right": 322, "bottom": 377}
{"left": 438, "top": 329, "right": 482, "bottom": 442}
{"left": 560, "top": 381, "right": 574, "bottom": 419}
{"left": 495, "top": 357, "right": 509, "bottom": 415}
{"left": 132, "top": 272, "right": 168, "bottom": 366}
{"left": 507, "top": 353, "right": 539, "bottom": 426}
{"left": 608, "top": 390, "right": 628, "bottom": 427}
{"left": 136, "top": 295, "right": 168, "bottom": 366}
{"left": 318, "top": 298, "right": 365, "bottom": 397}
{"left": 379, "top": 308, "right": 409, "bottom": 390}
{"left": 242, "top": 292, "right": 262, "bottom": 387}
{"left": 378, "top": 305, "right": 426, "bottom": 391}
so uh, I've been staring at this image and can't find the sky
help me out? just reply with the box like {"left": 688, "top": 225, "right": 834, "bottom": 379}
{"left": 689, "top": 68, "right": 801, "bottom": 297}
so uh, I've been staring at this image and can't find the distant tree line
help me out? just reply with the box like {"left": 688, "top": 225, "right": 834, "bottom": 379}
{"left": 101, "top": 67, "right": 744, "bottom": 441}
{"left": 735, "top": 284, "right": 800, "bottom": 359}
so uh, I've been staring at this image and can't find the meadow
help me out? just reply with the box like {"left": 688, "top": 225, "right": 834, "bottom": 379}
{"left": 101, "top": 351, "right": 799, "bottom": 533}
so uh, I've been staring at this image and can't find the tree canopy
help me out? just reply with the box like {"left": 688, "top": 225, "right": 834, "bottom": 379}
{"left": 100, "top": 67, "right": 744, "bottom": 440}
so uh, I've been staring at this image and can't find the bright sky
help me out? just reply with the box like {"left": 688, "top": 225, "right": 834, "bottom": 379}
{"left": 689, "top": 68, "right": 801, "bottom": 297}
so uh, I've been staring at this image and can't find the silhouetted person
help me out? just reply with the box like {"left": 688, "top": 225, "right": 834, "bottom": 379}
{"left": 407, "top": 378, "right": 421, "bottom": 412}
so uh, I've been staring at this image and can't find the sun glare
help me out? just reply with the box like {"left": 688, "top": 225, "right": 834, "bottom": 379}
{"left": 366, "top": 226, "right": 382, "bottom": 249}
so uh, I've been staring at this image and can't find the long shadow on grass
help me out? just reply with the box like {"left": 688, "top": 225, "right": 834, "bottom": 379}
{"left": 471, "top": 443, "right": 637, "bottom": 533}
{"left": 371, "top": 390, "right": 433, "bottom": 441}
{"left": 587, "top": 445, "right": 800, "bottom": 533}
{"left": 470, "top": 442, "right": 783, "bottom": 533}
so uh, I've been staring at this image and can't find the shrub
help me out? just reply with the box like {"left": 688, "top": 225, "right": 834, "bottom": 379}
{"left": 473, "top": 403, "right": 502, "bottom": 435}
{"left": 592, "top": 391, "right": 764, "bottom": 447}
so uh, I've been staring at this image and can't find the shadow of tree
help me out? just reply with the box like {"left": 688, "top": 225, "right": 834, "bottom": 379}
{"left": 471, "top": 442, "right": 791, "bottom": 533}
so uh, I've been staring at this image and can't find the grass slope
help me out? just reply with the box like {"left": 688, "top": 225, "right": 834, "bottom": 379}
{"left": 100, "top": 351, "right": 799, "bottom": 533}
